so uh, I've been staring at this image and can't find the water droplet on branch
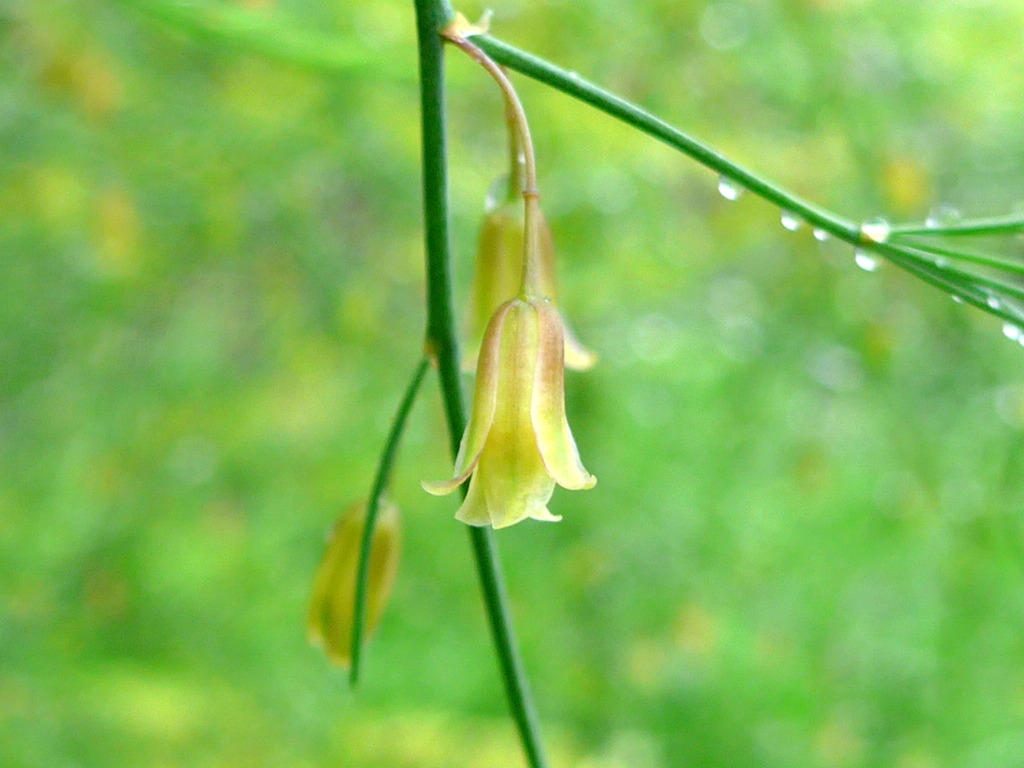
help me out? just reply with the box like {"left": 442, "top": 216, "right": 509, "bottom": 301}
{"left": 717, "top": 176, "right": 743, "bottom": 201}
{"left": 781, "top": 211, "right": 802, "bottom": 231}
{"left": 854, "top": 249, "right": 881, "bottom": 272}
{"left": 860, "top": 217, "right": 891, "bottom": 243}
{"left": 926, "top": 205, "right": 961, "bottom": 229}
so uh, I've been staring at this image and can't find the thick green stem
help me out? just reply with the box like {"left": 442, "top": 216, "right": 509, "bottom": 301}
{"left": 413, "top": 2, "right": 549, "bottom": 766}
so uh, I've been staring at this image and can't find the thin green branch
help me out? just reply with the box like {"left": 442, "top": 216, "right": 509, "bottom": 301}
{"left": 472, "top": 34, "right": 861, "bottom": 243}
{"left": 413, "top": 2, "right": 548, "bottom": 766}
{"left": 878, "top": 240, "right": 1024, "bottom": 327}
{"left": 471, "top": 33, "right": 1024, "bottom": 328}
{"left": 890, "top": 213, "right": 1024, "bottom": 238}
{"left": 350, "top": 356, "right": 430, "bottom": 686}
{"left": 897, "top": 239, "right": 1024, "bottom": 279}
{"left": 875, "top": 245, "right": 994, "bottom": 313}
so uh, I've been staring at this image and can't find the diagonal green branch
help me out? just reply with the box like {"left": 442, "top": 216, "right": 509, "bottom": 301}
{"left": 896, "top": 240, "right": 1024, "bottom": 280}
{"left": 119, "top": 1, "right": 1024, "bottom": 321}
{"left": 472, "top": 33, "right": 1024, "bottom": 328}
{"left": 876, "top": 240, "right": 1024, "bottom": 328}
{"left": 890, "top": 213, "right": 1024, "bottom": 238}
{"left": 472, "top": 34, "right": 861, "bottom": 243}
{"left": 350, "top": 356, "right": 430, "bottom": 686}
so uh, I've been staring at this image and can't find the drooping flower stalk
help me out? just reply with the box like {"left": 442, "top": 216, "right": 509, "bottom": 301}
{"left": 443, "top": 31, "right": 541, "bottom": 291}
{"left": 451, "top": 25, "right": 596, "bottom": 371}
{"left": 503, "top": 86, "right": 527, "bottom": 203}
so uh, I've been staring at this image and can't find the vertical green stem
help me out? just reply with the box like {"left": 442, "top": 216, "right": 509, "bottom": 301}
{"left": 413, "top": 2, "right": 549, "bottom": 767}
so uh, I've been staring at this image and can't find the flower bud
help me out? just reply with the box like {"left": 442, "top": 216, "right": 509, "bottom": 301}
{"left": 307, "top": 500, "right": 401, "bottom": 667}
{"left": 463, "top": 193, "right": 596, "bottom": 373}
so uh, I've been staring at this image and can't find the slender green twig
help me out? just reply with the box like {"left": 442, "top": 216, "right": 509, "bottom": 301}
{"left": 475, "top": 31, "right": 1024, "bottom": 251}
{"left": 472, "top": 33, "right": 1024, "bottom": 327}
{"left": 890, "top": 213, "right": 1024, "bottom": 238}
{"left": 350, "top": 356, "right": 430, "bottom": 686}
{"left": 876, "top": 240, "right": 1024, "bottom": 327}
{"left": 473, "top": 34, "right": 861, "bottom": 243}
{"left": 443, "top": 34, "right": 539, "bottom": 196}
{"left": 414, "top": 2, "right": 548, "bottom": 766}
{"left": 896, "top": 239, "right": 1024, "bottom": 279}
{"left": 442, "top": 33, "right": 549, "bottom": 301}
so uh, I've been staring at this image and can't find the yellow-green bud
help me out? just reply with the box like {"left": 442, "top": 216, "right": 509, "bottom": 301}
{"left": 463, "top": 194, "right": 596, "bottom": 373}
{"left": 307, "top": 500, "right": 401, "bottom": 667}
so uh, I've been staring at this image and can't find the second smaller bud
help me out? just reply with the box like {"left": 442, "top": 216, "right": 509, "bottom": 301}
{"left": 463, "top": 186, "right": 596, "bottom": 373}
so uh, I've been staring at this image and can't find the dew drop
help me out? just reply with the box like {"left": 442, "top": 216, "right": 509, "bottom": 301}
{"left": 781, "top": 211, "right": 803, "bottom": 231}
{"left": 926, "top": 205, "right": 961, "bottom": 229}
{"left": 987, "top": 295, "right": 1001, "bottom": 310}
{"left": 813, "top": 227, "right": 830, "bottom": 242}
{"left": 854, "top": 249, "right": 880, "bottom": 272}
{"left": 860, "top": 217, "right": 891, "bottom": 243}
{"left": 717, "top": 176, "right": 743, "bottom": 201}
{"left": 952, "top": 295, "right": 965, "bottom": 304}
{"left": 934, "top": 256, "right": 949, "bottom": 269}
{"left": 1003, "top": 323, "right": 1021, "bottom": 341}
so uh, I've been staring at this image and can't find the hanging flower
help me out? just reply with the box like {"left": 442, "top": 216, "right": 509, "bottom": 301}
{"left": 424, "top": 297, "right": 596, "bottom": 528}
{"left": 463, "top": 192, "right": 597, "bottom": 373}
{"left": 307, "top": 500, "right": 401, "bottom": 667}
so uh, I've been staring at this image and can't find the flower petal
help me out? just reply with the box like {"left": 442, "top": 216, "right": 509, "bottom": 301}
{"left": 454, "top": 471, "right": 491, "bottom": 527}
{"left": 534, "top": 210, "right": 596, "bottom": 371}
{"left": 421, "top": 473, "right": 473, "bottom": 496}
{"left": 563, "top": 321, "right": 598, "bottom": 371}
{"left": 452, "top": 301, "right": 512, "bottom": 476}
{"left": 483, "top": 458, "right": 554, "bottom": 528}
{"left": 423, "top": 302, "right": 513, "bottom": 495}
{"left": 529, "top": 506, "right": 562, "bottom": 523}
{"left": 532, "top": 301, "right": 596, "bottom": 490}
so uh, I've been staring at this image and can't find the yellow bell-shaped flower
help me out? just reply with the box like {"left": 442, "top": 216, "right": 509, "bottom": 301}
{"left": 425, "top": 296, "right": 596, "bottom": 528}
{"left": 307, "top": 500, "right": 401, "bottom": 667}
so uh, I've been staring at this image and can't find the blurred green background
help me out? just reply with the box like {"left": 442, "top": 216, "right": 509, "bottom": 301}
{"left": 4, "top": 0, "right": 1024, "bottom": 766}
